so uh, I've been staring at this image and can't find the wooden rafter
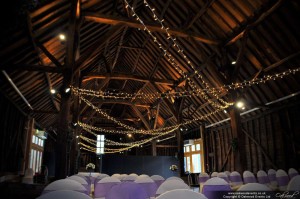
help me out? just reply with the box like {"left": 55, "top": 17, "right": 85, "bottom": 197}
{"left": 185, "top": 0, "right": 216, "bottom": 29}
{"left": 74, "top": 24, "right": 125, "bottom": 75}
{"left": 84, "top": 13, "right": 219, "bottom": 45}
{"left": 26, "top": 13, "right": 61, "bottom": 112}
{"left": 91, "top": 99, "right": 150, "bottom": 108}
{"left": 82, "top": 72, "right": 175, "bottom": 86}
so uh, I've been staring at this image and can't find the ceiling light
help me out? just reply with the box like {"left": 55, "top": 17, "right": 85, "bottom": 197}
{"left": 59, "top": 34, "right": 66, "bottom": 41}
{"left": 76, "top": 136, "right": 79, "bottom": 138}
{"left": 50, "top": 89, "right": 56, "bottom": 94}
{"left": 127, "top": 134, "right": 132, "bottom": 138}
{"left": 65, "top": 87, "right": 70, "bottom": 93}
{"left": 157, "top": 139, "right": 160, "bottom": 142}
{"left": 180, "top": 128, "right": 183, "bottom": 131}
{"left": 223, "top": 110, "right": 227, "bottom": 113}
{"left": 242, "top": 106, "right": 245, "bottom": 110}
{"left": 231, "top": 61, "right": 236, "bottom": 65}
{"left": 236, "top": 101, "right": 244, "bottom": 109}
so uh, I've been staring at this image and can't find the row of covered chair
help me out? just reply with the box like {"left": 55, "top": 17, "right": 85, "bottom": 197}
{"left": 37, "top": 173, "right": 192, "bottom": 199}
{"left": 199, "top": 168, "right": 299, "bottom": 191}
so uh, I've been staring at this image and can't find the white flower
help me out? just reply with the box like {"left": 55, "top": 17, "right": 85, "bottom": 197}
{"left": 86, "top": 163, "right": 95, "bottom": 170}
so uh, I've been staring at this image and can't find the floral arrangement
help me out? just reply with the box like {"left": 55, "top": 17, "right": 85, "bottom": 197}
{"left": 86, "top": 163, "right": 95, "bottom": 170}
{"left": 170, "top": 165, "right": 178, "bottom": 171}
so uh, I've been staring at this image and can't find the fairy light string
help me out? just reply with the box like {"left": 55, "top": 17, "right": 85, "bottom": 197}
{"left": 72, "top": 67, "right": 299, "bottom": 100}
{"left": 123, "top": 0, "right": 231, "bottom": 109}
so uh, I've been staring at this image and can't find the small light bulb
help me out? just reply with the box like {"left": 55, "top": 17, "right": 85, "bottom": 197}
{"left": 65, "top": 88, "right": 70, "bottom": 93}
{"left": 50, "top": 89, "right": 56, "bottom": 94}
{"left": 59, "top": 34, "right": 66, "bottom": 41}
{"left": 231, "top": 61, "right": 236, "bottom": 65}
{"left": 236, "top": 101, "right": 244, "bottom": 108}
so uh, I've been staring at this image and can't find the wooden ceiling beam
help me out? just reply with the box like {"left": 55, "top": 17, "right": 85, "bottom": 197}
{"left": 36, "top": 42, "right": 63, "bottom": 68}
{"left": 26, "top": 13, "right": 60, "bottom": 112}
{"left": 118, "top": 45, "right": 143, "bottom": 50}
{"left": 112, "top": 27, "right": 128, "bottom": 71}
{"left": 74, "top": 24, "right": 125, "bottom": 75}
{"left": 91, "top": 99, "right": 150, "bottom": 108}
{"left": 84, "top": 12, "right": 219, "bottom": 45}
{"left": 82, "top": 72, "right": 175, "bottom": 86}
{"left": 185, "top": 0, "right": 216, "bottom": 29}
{"left": 226, "top": 0, "right": 284, "bottom": 45}
{"left": 131, "top": 105, "right": 151, "bottom": 130}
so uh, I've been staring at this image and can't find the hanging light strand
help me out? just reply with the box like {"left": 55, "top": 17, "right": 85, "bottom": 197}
{"left": 143, "top": 0, "right": 230, "bottom": 106}
{"left": 72, "top": 67, "right": 300, "bottom": 100}
{"left": 123, "top": 0, "right": 230, "bottom": 109}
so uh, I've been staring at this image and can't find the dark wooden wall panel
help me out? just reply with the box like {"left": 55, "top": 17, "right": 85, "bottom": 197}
{"left": 206, "top": 102, "right": 300, "bottom": 172}
{"left": 0, "top": 93, "right": 26, "bottom": 174}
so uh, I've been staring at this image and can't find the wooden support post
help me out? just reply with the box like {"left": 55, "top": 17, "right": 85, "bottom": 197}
{"left": 200, "top": 125, "right": 207, "bottom": 173}
{"left": 152, "top": 140, "right": 157, "bottom": 156}
{"left": 55, "top": 72, "right": 72, "bottom": 179}
{"left": 176, "top": 129, "right": 184, "bottom": 177}
{"left": 229, "top": 105, "right": 246, "bottom": 173}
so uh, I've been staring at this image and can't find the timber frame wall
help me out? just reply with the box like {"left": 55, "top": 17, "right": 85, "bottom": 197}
{"left": 0, "top": 93, "right": 27, "bottom": 175}
{"left": 205, "top": 98, "right": 300, "bottom": 173}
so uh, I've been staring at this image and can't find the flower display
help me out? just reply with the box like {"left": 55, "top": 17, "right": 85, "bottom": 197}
{"left": 86, "top": 163, "right": 95, "bottom": 170}
{"left": 170, "top": 165, "right": 178, "bottom": 171}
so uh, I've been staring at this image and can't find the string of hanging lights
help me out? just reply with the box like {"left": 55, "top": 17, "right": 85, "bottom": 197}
{"left": 72, "top": 67, "right": 299, "bottom": 100}
{"left": 79, "top": 125, "right": 180, "bottom": 153}
{"left": 78, "top": 120, "right": 179, "bottom": 135}
{"left": 123, "top": 0, "right": 230, "bottom": 109}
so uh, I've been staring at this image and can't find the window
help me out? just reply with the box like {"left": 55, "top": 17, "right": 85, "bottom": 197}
{"left": 186, "top": 146, "right": 190, "bottom": 152}
{"left": 191, "top": 145, "right": 195, "bottom": 151}
{"left": 29, "top": 132, "right": 45, "bottom": 173}
{"left": 192, "top": 154, "right": 201, "bottom": 173}
{"left": 186, "top": 157, "right": 190, "bottom": 172}
{"left": 96, "top": 134, "right": 105, "bottom": 155}
{"left": 183, "top": 139, "right": 204, "bottom": 173}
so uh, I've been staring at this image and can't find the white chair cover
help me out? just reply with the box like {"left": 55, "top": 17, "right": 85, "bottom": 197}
{"left": 94, "top": 177, "right": 121, "bottom": 199}
{"left": 217, "top": 172, "right": 229, "bottom": 183}
{"left": 229, "top": 171, "right": 243, "bottom": 187}
{"left": 202, "top": 177, "right": 231, "bottom": 199}
{"left": 156, "top": 179, "right": 189, "bottom": 195}
{"left": 224, "top": 171, "right": 231, "bottom": 178}
{"left": 111, "top": 173, "right": 121, "bottom": 178}
{"left": 287, "top": 175, "right": 300, "bottom": 191}
{"left": 122, "top": 175, "right": 137, "bottom": 182}
{"left": 67, "top": 176, "right": 90, "bottom": 194}
{"left": 43, "top": 179, "right": 87, "bottom": 195}
{"left": 211, "top": 172, "right": 218, "bottom": 178}
{"left": 68, "top": 176, "right": 88, "bottom": 184}
{"left": 150, "top": 175, "right": 165, "bottom": 181}
{"left": 156, "top": 189, "right": 208, "bottom": 199}
{"left": 243, "top": 171, "right": 256, "bottom": 183}
{"left": 288, "top": 168, "right": 299, "bottom": 180}
{"left": 166, "top": 176, "right": 184, "bottom": 182}
{"left": 37, "top": 190, "right": 92, "bottom": 199}
{"left": 237, "top": 183, "right": 272, "bottom": 191}
{"left": 151, "top": 175, "right": 165, "bottom": 187}
{"left": 129, "top": 173, "right": 138, "bottom": 177}
{"left": 257, "top": 170, "right": 271, "bottom": 185}
{"left": 139, "top": 174, "right": 149, "bottom": 178}
{"left": 134, "top": 176, "right": 158, "bottom": 198}
{"left": 276, "top": 169, "right": 289, "bottom": 191}
{"left": 267, "top": 169, "right": 278, "bottom": 187}
{"left": 95, "top": 173, "right": 110, "bottom": 183}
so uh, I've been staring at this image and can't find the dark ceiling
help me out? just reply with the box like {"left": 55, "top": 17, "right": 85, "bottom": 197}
{"left": 0, "top": 0, "right": 300, "bottom": 147}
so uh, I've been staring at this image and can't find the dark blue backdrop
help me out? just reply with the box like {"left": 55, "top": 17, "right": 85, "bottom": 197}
{"left": 101, "top": 155, "right": 179, "bottom": 178}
